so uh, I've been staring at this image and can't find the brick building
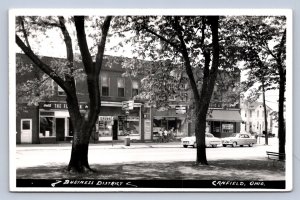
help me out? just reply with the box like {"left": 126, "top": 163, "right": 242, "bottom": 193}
{"left": 16, "top": 53, "right": 242, "bottom": 144}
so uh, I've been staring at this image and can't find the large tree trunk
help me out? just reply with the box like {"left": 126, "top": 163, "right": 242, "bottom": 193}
{"left": 65, "top": 16, "right": 111, "bottom": 172}
{"left": 195, "top": 104, "right": 208, "bottom": 164}
{"left": 65, "top": 94, "right": 95, "bottom": 172}
{"left": 68, "top": 130, "right": 90, "bottom": 172}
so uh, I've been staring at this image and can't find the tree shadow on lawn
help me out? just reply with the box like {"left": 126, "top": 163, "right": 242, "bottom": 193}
{"left": 17, "top": 159, "right": 285, "bottom": 180}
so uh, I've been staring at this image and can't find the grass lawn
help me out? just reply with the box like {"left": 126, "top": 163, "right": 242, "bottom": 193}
{"left": 16, "top": 159, "right": 285, "bottom": 180}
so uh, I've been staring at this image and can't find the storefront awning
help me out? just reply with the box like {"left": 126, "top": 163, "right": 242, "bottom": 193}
{"left": 207, "top": 110, "right": 243, "bottom": 122}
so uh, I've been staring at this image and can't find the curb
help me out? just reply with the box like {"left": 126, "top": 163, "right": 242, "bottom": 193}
{"left": 16, "top": 144, "right": 182, "bottom": 151}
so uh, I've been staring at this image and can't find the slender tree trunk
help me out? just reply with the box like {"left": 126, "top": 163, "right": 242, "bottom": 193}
{"left": 278, "top": 66, "right": 285, "bottom": 160}
{"left": 195, "top": 16, "right": 219, "bottom": 165}
{"left": 262, "top": 80, "right": 268, "bottom": 145}
{"left": 277, "top": 30, "right": 286, "bottom": 160}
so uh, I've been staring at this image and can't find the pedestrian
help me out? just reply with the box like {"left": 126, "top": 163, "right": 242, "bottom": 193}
{"left": 158, "top": 129, "right": 163, "bottom": 143}
{"left": 163, "top": 129, "right": 168, "bottom": 143}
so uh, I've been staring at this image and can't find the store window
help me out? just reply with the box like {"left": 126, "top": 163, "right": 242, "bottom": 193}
{"left": 98, "top": 116, "right": 113, "bottom": 137}
{"left": 132, "top": 80, "right": 139, "bottom": 98}
{"left": 101, "top": 75, "right": 110, "bottom": 96}
{"left": 222, "top": 123, "right": 234, "bottom": 133}
{"left": 21, "top": 120, "right": 31, "bottom": 130}
{"left": 118, "top": 116, "right": 140, "bottom": 136}
{"left": 40, "top": 117, "right": 54, "bottom": 136}
{"left": 118, "top": 78, "right": 125, "bottom": 97}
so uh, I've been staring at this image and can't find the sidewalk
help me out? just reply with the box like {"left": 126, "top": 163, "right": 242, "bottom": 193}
{"left": 16, "top": 137, "right": 279, "bottom": 150}
{"left": 16, "top": 141, "right": 182, "bottom": 150}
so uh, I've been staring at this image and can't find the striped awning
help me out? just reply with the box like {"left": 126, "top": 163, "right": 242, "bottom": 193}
{"left": 207, "top": 110, "right": 243, "bottom": 122}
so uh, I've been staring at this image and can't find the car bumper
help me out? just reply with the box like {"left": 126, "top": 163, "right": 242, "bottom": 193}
{"left": 181, "top": 141, "right": 194, "bottom": 146}
{"left": 222, "top": 141, "right": 233, "bottom": 145}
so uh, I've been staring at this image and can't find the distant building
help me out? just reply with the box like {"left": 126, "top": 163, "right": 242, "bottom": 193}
{"left": 240, "top": 100, "right": 273, "bottom": 135}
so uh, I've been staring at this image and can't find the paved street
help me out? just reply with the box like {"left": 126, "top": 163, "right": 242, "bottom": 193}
{"left": 15, "top": 137, "right": 280, "bottom": 169}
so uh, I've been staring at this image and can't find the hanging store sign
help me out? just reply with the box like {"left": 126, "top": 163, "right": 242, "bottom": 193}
{"left": 175, "top": 105, "right": 186, "bottom": 114}
{"left": 122, "top": 100, "right": 134, "bottom": 110}
{"left": 39, "top": 102, "right": 89, "bottom": 110}
{"left": 222, "top": 124, "right": 234, "bottom": 130}
{"left": 99, "top": 116, "right": 113, "bottom": 121}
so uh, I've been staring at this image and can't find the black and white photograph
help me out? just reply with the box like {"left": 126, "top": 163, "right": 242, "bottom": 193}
{"left": 9, "top": 9, "right": 292, "bottom": 192}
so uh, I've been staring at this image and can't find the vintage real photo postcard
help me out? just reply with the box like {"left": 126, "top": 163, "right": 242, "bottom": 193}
{"left": 9, "top": 9, "right": 293, "bottom": 192}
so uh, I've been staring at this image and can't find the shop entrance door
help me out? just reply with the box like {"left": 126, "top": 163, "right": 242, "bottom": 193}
{"left": 20, "top": 119, "right": 32, "bottom": 143}
{"left": 56, "top": 118, "right": 65, "bottom": 141}
{"left": 112, "top": 120, "right": 118, "bottom": 140}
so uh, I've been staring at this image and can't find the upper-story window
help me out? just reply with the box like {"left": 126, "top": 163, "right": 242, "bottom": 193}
{"left": 117, "top": 78, "right": 125, "bottom": 97}
{"left": 250, "top": 110, "right": 252, "bottom": 118}
{"left": 58, "top": 85, "right": 65, "bottom": 96}
{"left": 257, "top": 110, "right": 259, "bottom": 118}
{"left": 101, "top": 75, "right": 110, "bottom": 96}
{"left": 132, "top": 80, "right": 139, "bottom": 98}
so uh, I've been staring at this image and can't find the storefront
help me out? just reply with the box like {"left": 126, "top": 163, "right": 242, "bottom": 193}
{"left": 207, "top": 109, "right": 242, "bottom": 138}
{"left": 38, "top": 101, "right": 143, "bottom": 143}
{"left": 152, "top": 105, "right": 188, "bottom": 138}
{"left": 97, "top": 105, "right": 142, "bottom": 141}
{"left": 38, "top": 102, "right": 88, "bottom": 143}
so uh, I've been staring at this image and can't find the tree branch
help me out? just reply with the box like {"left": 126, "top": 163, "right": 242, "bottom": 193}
{"left": 276, "top": 29, "right": 286, "bottom": 65}
{"left": 58, "top": 16, "right": 74, "bottom": 76}
{"left": 206, "top": 16, "right": 220, "bottom": 101}
{"left": 18, "top": 16, "right": 32, "bottom": 49}
{"left": 15, "top": 34, "right": 70, "bottom": 95}
{"left": 95, "top": 16, "right": 112, "bottom": 75}
{"left": 142, "top": 26, "right": 179, "bottom": 51}
{"left": 173, "top": 16, "right": 200, "bottom": 101}
{"left": 74, "top": 16, "right": 93, "bottom": 74}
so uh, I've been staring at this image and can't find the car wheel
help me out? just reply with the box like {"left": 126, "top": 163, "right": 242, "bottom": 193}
{"left": 240, "top": 145, "right": 243, "bottom": 147}
{"left": 232, "top": 142, "right": 237, "bottom": 147}
{"left": 183, "top": 145, "right": 188, "bottom": 148}
{"left": 222, "top": 144, "right": 226, "bottom": 147}
{"left": 193, "top": 143, "right": 197, "bottom": 148}
{"left": 249, "top": 143, "right": 253, "bottom": 147}
{"left": 212, "top": 144, "right": 217, "bottom": 148}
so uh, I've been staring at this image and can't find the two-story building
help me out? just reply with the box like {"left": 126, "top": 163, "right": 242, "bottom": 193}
{"left": 16, "top": 53, "right": 148, "bottom": 144}
{"left": 16, "top": 53, "right": 243, "bottom": 144}
{"left": 240, "top": 100, "right": 273, "bottom": 135}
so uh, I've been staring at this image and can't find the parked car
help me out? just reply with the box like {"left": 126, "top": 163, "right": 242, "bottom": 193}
{"left": 222, "top": 133, "right": 256, "bottom": 147}
{"left": 181, "top": 133, "right": 222, "bottom": 148}
{"left": 258, "top": 131, "right": 275, "bottom": 138}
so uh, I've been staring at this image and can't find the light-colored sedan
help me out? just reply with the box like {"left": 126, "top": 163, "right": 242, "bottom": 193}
{"left": 222, "top": 133, "right": 257, "bottom": 147}
{"left": 181, "top": 133, "right": 222, "bottom": 148}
